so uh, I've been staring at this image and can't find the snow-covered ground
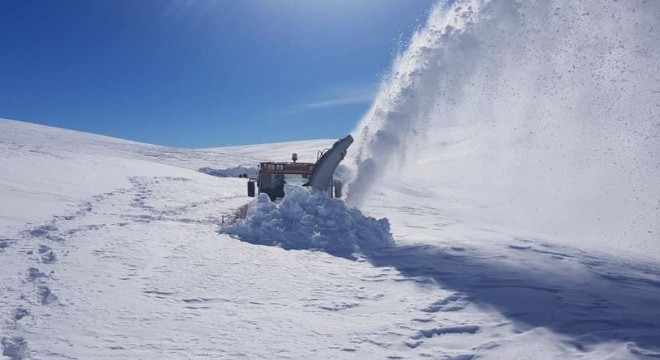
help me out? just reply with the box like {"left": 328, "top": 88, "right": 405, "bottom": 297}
{"left": 2, "top": 0, "right": 659, "bottom": 358}
{"left": 1, "top": 116, "right": 659, "bottom": 359}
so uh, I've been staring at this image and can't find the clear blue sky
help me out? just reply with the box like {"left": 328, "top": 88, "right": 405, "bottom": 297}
{"left": 0, "top": 0, "right": 436, "bottom": 148}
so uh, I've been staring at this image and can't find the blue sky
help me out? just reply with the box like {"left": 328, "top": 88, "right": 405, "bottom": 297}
{"left": 0, "top": 0, "right": 436, "bottom": 148}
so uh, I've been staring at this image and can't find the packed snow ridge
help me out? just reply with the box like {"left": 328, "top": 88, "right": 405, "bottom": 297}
{"left": 223, "top": 185, "right": 394, "bottom": 256}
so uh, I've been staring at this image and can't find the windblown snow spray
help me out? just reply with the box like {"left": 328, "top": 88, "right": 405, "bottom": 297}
{"left": 348, "top": 0, "right": 659, "bottom": 256}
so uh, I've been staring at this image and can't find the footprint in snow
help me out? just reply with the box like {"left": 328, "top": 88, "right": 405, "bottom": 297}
{"left": 1, "top": 337, "right": 29, "bottom": 360}
{"left": 26, "top": 224, "right": 57, "bottom": 237}
{"left": 12, "top": 307, "right": 29, "bottom": 321}
{"left": 25, "top": 224, "right": 64, "bottom": 242}
{"left": 422, "top": 293, "right": 469, "bottom": 313}
{"left": 38, "top": 245, "right": 56, "bottom": 264}
{"left": 409, "top": 325, "right": 480, "bottom": 342}
{"left": 26, "top": 267, "right": 47, "bottom": 282}
{"left": 36, "top": 286, "right": 58, "bottom": 305}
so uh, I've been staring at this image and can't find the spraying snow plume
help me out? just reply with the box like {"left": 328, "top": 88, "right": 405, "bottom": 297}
{"left": 348, "top": 0, "right": 659, "bottom": 255}
{"left": 347, "top": 1, "right": 484, "bottom": 206}
{"left": 223, "top": 186, "right": 394, "bottom": 256}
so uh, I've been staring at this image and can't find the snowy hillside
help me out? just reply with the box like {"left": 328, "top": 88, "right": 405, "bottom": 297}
{"left": 0, "top": 118, "right": 328, "bottom": 235}
{"left": 1, "top": 117, "right": 659, "bottom": 359}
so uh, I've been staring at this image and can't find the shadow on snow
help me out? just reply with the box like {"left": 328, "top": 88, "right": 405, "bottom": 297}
{"left": 365, "top": 243, "right": 660, "bottom": 353}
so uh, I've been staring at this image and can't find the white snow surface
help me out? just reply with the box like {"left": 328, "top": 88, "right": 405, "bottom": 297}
{"left": 1, "top": 117, "right": 659, "bottom": 359}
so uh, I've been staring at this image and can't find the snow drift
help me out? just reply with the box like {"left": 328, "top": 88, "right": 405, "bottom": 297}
{"left": 198, "top": 166, "right": 258, "bottom": 179}
{"left": 348, "top": 0, "right": 660, "bottom": 257}
{"left": 223, "top": 185, "right": 394, "bottom": 256}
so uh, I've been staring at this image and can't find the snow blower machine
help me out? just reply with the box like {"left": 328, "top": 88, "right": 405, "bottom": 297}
{"left": 247, "top": 135, "right": 353, "bottom": 201}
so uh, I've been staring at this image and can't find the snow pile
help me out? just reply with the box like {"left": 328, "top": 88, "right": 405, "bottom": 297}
{"left": 199, "top": 166, "right": 258, "bottom": 179}
{"left": 348, "top": 0, "right": 660, "bottom": 257}
{"left": 223, "top": 185, "right": 394, "bottom": 255}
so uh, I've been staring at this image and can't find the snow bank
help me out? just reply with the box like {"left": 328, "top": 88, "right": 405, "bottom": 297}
{"left": 223, "top": 185, "right": 394, "bottom": 256}
{"left": 199, "top": 166, "right": 258, "bottom": 179}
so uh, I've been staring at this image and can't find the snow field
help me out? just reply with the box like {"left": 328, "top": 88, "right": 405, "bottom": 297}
{"left": 2, "top": 118, "right": 659, "bottom": 359}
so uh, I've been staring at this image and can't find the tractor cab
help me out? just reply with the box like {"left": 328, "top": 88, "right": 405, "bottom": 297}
{"left": 249, "top": 160, "right": 315, "bottom": 201}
